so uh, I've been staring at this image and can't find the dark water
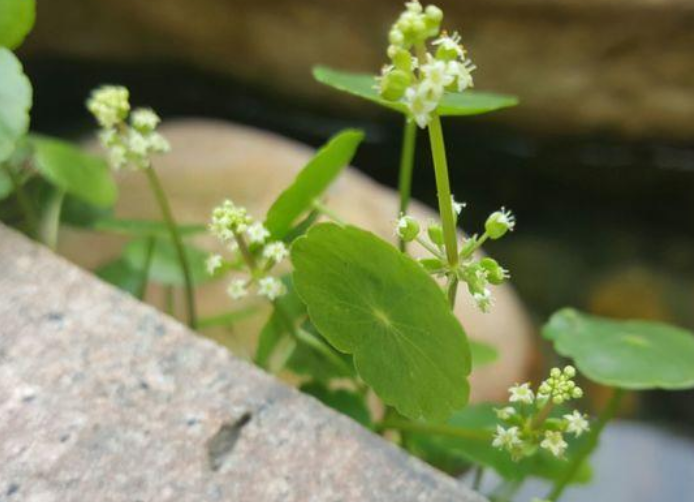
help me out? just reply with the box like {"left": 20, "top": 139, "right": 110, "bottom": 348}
{"left": 24, "top": 58, "right": 694, "bottom": 427}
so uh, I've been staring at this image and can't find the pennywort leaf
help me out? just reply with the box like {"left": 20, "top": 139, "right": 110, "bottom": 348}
{"left": 313, "top": 66, "right": 518, "bottom": 117}
{"left": 264, "top": 129, "right": 363, "bottom": 240}
{"left": 0, "top": 0, "right": 35, "bottom": 49}
{"left": 0, "top": 48, "right": 31, "bottom": 163}
{"left": 291, "top": 223, "right": 471, "bottom": 422}
{"left": 543, "top": 308, "right": 694, "bottom": 390}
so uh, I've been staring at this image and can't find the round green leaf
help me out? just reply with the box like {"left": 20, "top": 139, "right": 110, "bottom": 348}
{"left": 264, "top": 129, "right": 363, "bottom": 240}
{"left": 124, "top": 237, "right": 211, "bottom": 286}
{"left": 30, "top": 135, "right": 117, "bottom": 208}
{"left": 543, "top": 308, "right": 694, "bottom": 390}
{"left": 470, "top": 340, "right": 499, "bottom": 369}
{"left": 0, "top": 48, "right": 31, "bottom": 163}
{"left": 0, "top": 0, "right": 35, "bottom": 49}
{"left": 301, "top": 382, "right": 372, "bottom": 428}
{"left": 291, "top": 223, "right": 471, "bottom": 422}
{"left": 313, "top": 66, "right": 518, "bottom": 117}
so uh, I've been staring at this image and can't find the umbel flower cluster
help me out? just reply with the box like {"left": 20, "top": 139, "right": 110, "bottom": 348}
{"left": 396, "top": 201, "right": 515, "bottom": 312}
{"left": 207, "top": 199, "right": 288, "bottom": 301}
{"left": 493, "top": 366, "right": 590, "bottom": 462}
{"left": 377, "top": 0, "right": 476, "bottom": 128}
{"left": 87, "top": 85, "right": 170, "bottom": 170}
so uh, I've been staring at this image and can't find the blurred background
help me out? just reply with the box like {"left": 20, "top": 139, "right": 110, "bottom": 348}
{"left": 14, "top": 0, "right": 694, "bottom": 498}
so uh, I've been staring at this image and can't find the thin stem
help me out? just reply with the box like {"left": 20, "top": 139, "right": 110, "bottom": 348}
{"left": 472, "top": 466, "right": 485, "bottom": 491}
{"left": 144, "top": 166, "right": 197, "bottom": 329}
{"left": 397, "top": 118, "right": 417, "bottom": 251}
{"left": 447, "top": 275, "right": 459, "bottom": 309}
{"left": 427, "top": 113, "right": 458, "bottom": 267}
{"left": 2, "top": 163, "right": 38, "bottom": 238}
{"left": 136, "top": 237, "right": 156, "bottom": 300}
{"left": 164, "top": 286, "right": 175, "bottom": 315}
{"left": 39, "top": 188, "right": 65, "bottom": 250}
{"left": 546, "top": 388, "right": 625, "bottom": 501}
{"left": 415, "top": 235, "right": 444, "bottom": 258}
{"left": 377, "top": 417, "right": 491, "bottom": 441}
{"left": 312, "top": 200, "right": 345, "bottom": 226}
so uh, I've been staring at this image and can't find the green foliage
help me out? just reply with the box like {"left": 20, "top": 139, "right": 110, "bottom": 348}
{"left": 123, "top": 237, "right": 210, "bottom": 286}
{"left": 95, "top": 258, "right": 142, "bottom": 297}
{"left": 407, "top": 403, "right": 591, "bottom": 484}
{"left": 264, "top": 129, "right": 363, "bottom": 240}
{"left": 301, "top": 382, "right": 372, "bottom": 428}
{"left": 287, "top": 321, "right": 355, "bottom": 383}
{"left": 291, "top": 223, "right": 471, "bottom": 422}
{"left": 313, "top": 66, "right": 518, "bottom": 117}
{"left": 0, "top": 48, "right": 31, "bottom": 164}
{"left": 543, "top": 308, "right": 694, "bottom": 390}
{"left": 0, "top": 0, "right": 35, "bottom": 49}
{"left": 0, "top": 168, "right": 12, "bottom": 200}
{"left": 469, "top": 340, "right": 499, "bottom": 369}
{"left": 30, "top": 135, "right": 117, "bottom": 208}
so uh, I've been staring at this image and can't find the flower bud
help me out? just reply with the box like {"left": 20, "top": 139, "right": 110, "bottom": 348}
{"left": 480, "top": 257, "right": 508, "bottom": 285}
{"left": 427, "top": 223, "right": 444, "bottom": 247}
{"left": 392, "top": 48, "right": 414, "bottom": 72}
{"left": 485, "top": 208, "right": 516, "bottom": 240}
{"left": 379, "top": 69, "right": 411, "bottom": 101}
{"left": 396, "top": 215, "right": 420, "bottom": 242}
{"left": 425, "top": 5, "right": 443, "bottom": 24}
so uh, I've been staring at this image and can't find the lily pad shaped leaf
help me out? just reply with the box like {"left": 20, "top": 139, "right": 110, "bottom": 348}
{"left": 291, "top": 223, "right": 471, "bottom": 422}
{"left": 313, "top": 66, "right": 518, "bottom": 117}
{"left": 0, "top": 48, "right": 31, "bottom": 163}
{"left": 0, "top": 0, "right": 36, "bottom": 49}
{"left": 543, "top": 308, "right": 694, "bottom": 390}
{"left": 265, "top": 129, "right": 363, "bottom": 240}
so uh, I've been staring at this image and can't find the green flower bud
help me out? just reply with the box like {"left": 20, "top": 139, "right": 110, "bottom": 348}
{"left": 480, "top": 257, "right": 508, "bottom": 285}
{"left": 563, "top": 365, "right": 576, "bottom": 378}
{"left": 485, "top": 208, "right": 516, "bottom": 240}
{"left": 427, "top": 223, "right": 444, "bottom": 247}
{"left": 425, "top": 5, "right": 443, "bottom": 24}
{"left": 379, "top": 69, "right": 411, "bottom": 101}
{"left": 392, "top": 48, "right": 413, "bottom": 72}
{"left": 436, "top": 44, "right": 458, "bottom": 62}
{"left": 396, "top": 215, "right": 420, "bottom": 242}
{"left": 572, "top": 387, "right": 584, "bottom": 399}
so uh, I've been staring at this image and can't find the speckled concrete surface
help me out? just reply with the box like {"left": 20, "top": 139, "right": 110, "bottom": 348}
{"left": 0, "top": 224, "right": 486, "bottom": 502}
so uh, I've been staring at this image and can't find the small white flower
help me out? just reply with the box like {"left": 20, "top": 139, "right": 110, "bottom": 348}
{"left": 128, "top": 130, "right": 150, "bottom": 157}
{"left": 108, "top": 144, "right": 128, "bottom": 170}
{"left": 131, "top": 108, "right": 161, "bottom": 132}
{"left": 209, "top": 199, "right": 252, "bottom": 241}
{"left": 540, "top": 430, "right": 568, "bottom": 458}
{"left": 494, "top": 406, "right": 516, "bottom": 420}
{"left": 564, "top": 410, "right": 590, "bottom": 437}
{"left": 432, "top": 31, "right": 465, "bottom": 59}
{"left": 257, "top": 276, "right": 286, "bottom": 300}
{"left": 87, "top": 85, "right": 130, "bottom": 128}
{"left": 447, "top": 59, "right": 476, "bottom": 92}
{"left": 98, "top": 128, "right": 118, "bottom": 148}
{"left": 451, "top": 195, "right": 466, "bottom": 215}
{"left": 404, "top": 85, "right": 438, "bottom": 128}
{"left": 147, "top": 132, "right": 171, "bottom": 154}
{"left": 420, "top": 56, "right": 455, "bottom": 94}
{"left": 206, "top": 254, "right": 222, "bottom": 275}
{"left": 246, "top": 222, "right": 270, "bottom": 244}
{"left": 263, "top": 241, "right": 289, "bottom": 264}
{"left": 226, "top": 278, "right": 248, "bottom": 299}
{"left": 473, "top": 288, "right": 493, "bottom": 313}
{"left": 509, "top": 382, "right": 534, "bottom": 405}
{"left": 492, "top": 425, "right": 522, "bottom": 451}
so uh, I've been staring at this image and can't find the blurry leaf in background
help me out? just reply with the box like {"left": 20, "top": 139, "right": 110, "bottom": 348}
{"left": 124, "top": 236, "right": 210, "bottom": 286}
{"left": 407, "top": 403, "right": 591, "bottom": 484}
{"left": 470, "top": 340, "right": 499, "bottom": 369}
{"left": 92, "top": 217, "right": 206, "bottom": 238}
{"left": 95, "top": 257, "right": 141, "bottom": 297}
{"left": 264, "top": 129, "right": 363, "bottom": 240}
{"left": 0, "top": 168, "right": 11, "bottom": 200}
{"left": 61, "top": 195, "right": 114, "bottom": 228}
{"left": 30, "top": 135, "right": 117, "bottom": 208}
{"left": 313, "top": 66, "right": 518, "bottom": 117}
{"left": 287, "top": 321, "right": 355, "bottom": 383}
{"left": 0, "top": 0, "right": 35, "bottom": 49}
{"left": 0, "top": 49, "right": 31, "bottom": 163}
{"left": 301, "top": 382, "right": 372, "bottom": 428}
{"left": 292, "top": 223, "right": 471, "bottom": 422}
{"left": 543, "top": 308, "right": 694, "bottom": 390}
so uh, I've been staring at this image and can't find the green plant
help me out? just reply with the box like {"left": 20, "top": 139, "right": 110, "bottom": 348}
{"left": 2, "top": 2, "right": 694, "bottom": 501}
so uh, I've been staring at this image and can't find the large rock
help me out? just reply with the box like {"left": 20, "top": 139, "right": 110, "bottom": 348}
{"left": 0, "top": 223, "right": 486, "bottom": 502}
{"left": 58, "top": 119, "right": 534, "bottom": 403}
{"left": 22, "top": 0, "right": 694, "bottom": 139}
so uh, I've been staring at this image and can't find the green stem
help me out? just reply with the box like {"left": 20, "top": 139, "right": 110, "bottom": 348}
{"left": 136, "top": 237, "right": 156, "bottom": 300}
{"left": 397, "top": 118, "right": 417, "bottom": 252}
{"left": 3, "top": 163, "right": 39, "bottom": 238}
{"left": 447, "top": 275, "right": 459, "bottom": 309}
{"left": 312, "top": 200, "right": 345, "bottom": 226}
{"left": 472, "top": 466, "right": 485, "bottom": 491}
{"left": 546, "top": 388, "right": 625, "bottom": 501}
{"left": 377, "top": 417, "right": 491, "bottom": 441}
{"left": 40, "top": 188, "right": 65, "bottom": 250}
{"left": 164, "top": 286, "right": 175, "bottom": 315}
{"left": 144, "top": 166, "right": 197, "bottom": 329}
{"left": 427, "top": 113, "right": 458, "bottom": 267}
{"left": 415, "top": 235, "right": 444, "bottom": 258}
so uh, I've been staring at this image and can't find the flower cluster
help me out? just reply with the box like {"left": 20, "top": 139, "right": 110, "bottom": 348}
{"left": 207, "top": 199, "right": 288, "bottom": 301}
{"left": 87, "top": 85, "right": 170, "bottom": 170}
{"left": 377, "top": 1, "right": 476, "bottom": 128}
{"left": 492, "top": 366, "right": 590, "bottom": 462}
{"left": 395, "top": 204, "right": 515, "bottom": 312}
